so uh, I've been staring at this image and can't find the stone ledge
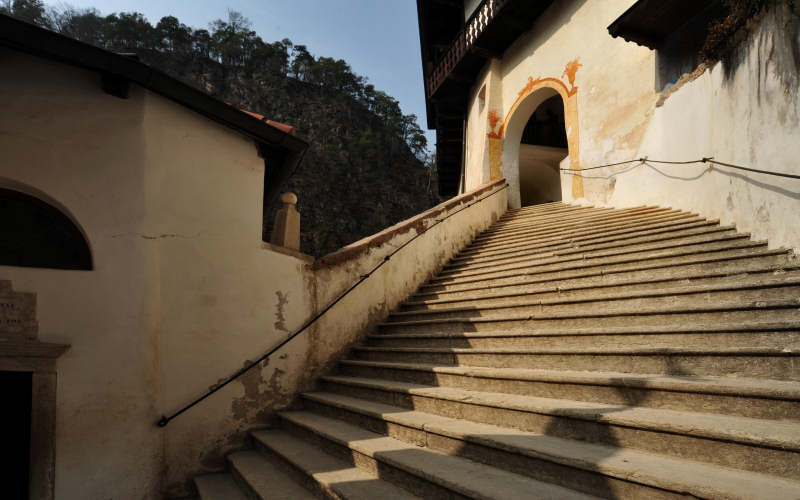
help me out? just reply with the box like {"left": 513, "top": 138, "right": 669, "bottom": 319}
{"left": 316, "top": 178, "right": 507, "bottom": 268}
{"left": 261, "top": 241, "right": 315, "bottom": 265}
{"left": 0, "top": 340, "right": 71, "bottom": 358}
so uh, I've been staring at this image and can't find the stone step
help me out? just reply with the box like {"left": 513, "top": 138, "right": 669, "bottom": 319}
{"left": 477, "top": 206, "right": 672, "bottom": 238}
{"left": 449, "top": 217, "right": 722, "bottom": 268}
{"left": 410, "top": 260, "right": 800, "bottom": 306}
{"left": 194, "top": 473, "right": 249, "bottom": 500}
{"left": 299, "top": 391, "right": 800, "bottom": 500}
{"left": 371, "top": 321, "right": 800, "bottom": 350}
{"left": 335, "top": 359, "right": 800, "bottom": 420}
{"left": 275, "top": 410, "right": 599, "bottom": 500}
{"left": 499, "top": 200, "right": 572, "bottom": 216}
{"left": 494, "top": 203, "right": 610, "bottom": 222}
{"left": 250, "top": 429, "right": 422, "bottom": 500}
{"left": 226, "top": 451, "right": 317, "bottom": 500}
{"left": 390, "top": 278, "right": 800, "bottom": 322}
{"left": 424, "top": 241, "right": 773, "bottom": 291}
{"left": 381, "top": 297, "right": 800, "bottom": 335}
{"left": 474, "top": 206, "right": 682, "bottom": 239}
{"left": 436, "top": 232, "right": 756, "bottom": 283}
{"left": 465, "top": 210, "right": 693, "bottom": 252}
{"left": 420, "top": 247, "right": 794, "bottom": 297}
{"left": 351, "top": 344, "right": 800, "bottom": 380}
{"left": 314, "top": 377, "right": 800, "bottom": 478}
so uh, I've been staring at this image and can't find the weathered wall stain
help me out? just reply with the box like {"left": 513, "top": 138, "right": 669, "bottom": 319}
{"left": 487, "top": 110, "right": 503, "bottom": 139}
{"left": 274, "top": 291, "right": 289, "bottom": 332}
{"left": 562, "top": 58, "right": 582, "bottom": 89}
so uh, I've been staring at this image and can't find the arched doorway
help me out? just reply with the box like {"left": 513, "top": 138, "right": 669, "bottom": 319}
{"left": 518, "top": 95, "right": 568, "bottom": 206}
{"left": 0, "top": 187, "right": 92, "bottom": 270}
{"left": 500, "top": 82, "right": 579, "bottom": 209}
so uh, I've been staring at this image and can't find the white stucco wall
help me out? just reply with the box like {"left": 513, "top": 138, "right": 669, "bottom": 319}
{"left": 461, "top": 0, "right": 800, "bottom": 250}
{"left": 0, "top": 48, "right": 315, "bottom": 498}
{"left": 608, "top": 3, "right": 800, "bottom": 251}
{"left": 1, "top": 47, "right": 509, "bottom": 498}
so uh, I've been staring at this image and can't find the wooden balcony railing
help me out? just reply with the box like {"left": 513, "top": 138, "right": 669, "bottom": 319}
{"left": 425, "top": 0, "right": 510, "bottom": 98}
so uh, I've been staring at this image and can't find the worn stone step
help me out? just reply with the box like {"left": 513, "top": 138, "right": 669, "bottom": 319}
{"left": 275, "top": 411, "right": 598, "bottom": 500}
{"left": 473, "top": 206, "right": 683, "bottom": 241}
{"left": 299, "top": 392, "right": 800, "bottom": 500}
{"left": 390, "top": 278, "right": 800, "bottom": 322}
{"left": 335, "top": 359, "right": 800, "bottom": 420}
{"left": 315, "top": 377, "right": 800, "bottom": 478}
{"left": 494, "top": 203, "right": 607, "bottom": 222}
{"left": 452, "top": 222, "right": 734, "bottom": 273}
{"left": 250, "top": 429, "right": 421, "bottom": 500}
{"left": 419, "top": 247, "right": 794, "bottom": 296}
{"left": 438, "top": 232, "right": 756, "bottom": 283}
{"left": 485, "top": 205, "right": 670, "bottom": 232}
{"left": 370, "top": 321, "right": 800, "bottom": 351}
{"left": 351, "top": 344, "right": 800, "bottom": 380}
{"left": 225, "top": 451, "right": 317, "bottom": 500}
{"left": 381, "top": 297, "right": 800, "bottom": 335}
{"left": 499, "top": 200, "right": 572, "bottom": 216}
{"left": 493, "top": 203, "right": 657, "bottom": 226}
{"left": 194, "top": 473, "right": 249, "bottom": 500}
{"left": 450, "top": 218, "right": 722, "bottom": 269}
{"left": 304, "top": 392, "right": 800, "bottom": 500}
{"left": 465, "top": 210, "right": 692, "bottom": 252}
{"left": 410, "top": 261, "right": 800, "bottom": 307}
{"left": 478, "top": 206, "right": 672, "bottom": 239}
{"left": 425, "top": 241, "right": 772, "bottom": 291}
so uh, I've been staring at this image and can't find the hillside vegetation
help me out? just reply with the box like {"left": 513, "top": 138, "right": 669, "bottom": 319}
{"left": 2, "top": 1, "right": 441, "bottom": 256}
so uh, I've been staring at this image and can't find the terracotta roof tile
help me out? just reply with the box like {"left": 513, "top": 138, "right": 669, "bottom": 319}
{"left": 241, "top": 110, "right": 297, "bottom": 136}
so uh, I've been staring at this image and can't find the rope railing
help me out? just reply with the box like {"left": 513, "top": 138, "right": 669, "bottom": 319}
{"left": 560, "top": 157, "right": 800, "bottom": 180}
{"left": 156, "top": 182, "right": 510, "bottom": 427}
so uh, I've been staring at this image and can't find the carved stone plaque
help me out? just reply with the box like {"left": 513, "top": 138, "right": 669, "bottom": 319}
{"left": 0, "top": 283, "right": 38, "bottom": 340}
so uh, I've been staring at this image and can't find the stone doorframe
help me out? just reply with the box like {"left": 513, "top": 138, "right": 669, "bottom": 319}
{"left": 1, "top": 280, "right": 69, "bottom": 500}
{"left": 485, "top": 61, "right": 584, "bottom": 208}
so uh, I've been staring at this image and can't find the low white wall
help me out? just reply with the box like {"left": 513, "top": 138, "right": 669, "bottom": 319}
{"left": 308, "top": 178, "right": 508, "bottom": 380}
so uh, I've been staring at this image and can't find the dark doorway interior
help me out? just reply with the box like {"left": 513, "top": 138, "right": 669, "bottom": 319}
{"left": 1, "top": 370, "right": 32, "bottom": 499}
{"left": 518, "top": 95, "right": 568, "bottom": 206}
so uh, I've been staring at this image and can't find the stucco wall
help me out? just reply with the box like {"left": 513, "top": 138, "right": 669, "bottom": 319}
{"left": 1, "top": 47, "right": 509, "bottom": 498}
{"left": 0, "top": 49, "right": 316, "bottom": 499}
{"left": 462, "top": 0, "right": 800, "bottom": 250}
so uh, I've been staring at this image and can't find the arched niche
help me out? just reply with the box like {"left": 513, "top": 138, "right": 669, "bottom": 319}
{"left": 0, "top": 187, "right": 92, "bottom": 270}
{"left": 500, "top": 80, "right": 581, "bottom": 208}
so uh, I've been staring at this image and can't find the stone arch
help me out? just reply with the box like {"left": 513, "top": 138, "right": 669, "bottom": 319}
{"left": 498, "top": 77, "right": 582, "bottom": 208}
{"left": 0, "top": 180, "right": 92, "bottom": 270}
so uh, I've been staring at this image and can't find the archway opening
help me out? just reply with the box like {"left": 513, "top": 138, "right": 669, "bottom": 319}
{"left": 0, "top": 188, "right": 92, "bottom": 270}
{"left": 518, "top": 95, "right": 568, "bottom": 206}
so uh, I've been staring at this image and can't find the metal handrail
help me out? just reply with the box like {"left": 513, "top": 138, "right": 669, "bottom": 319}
{"left": 156, "top": 182, "right": 510, "bottom": 427}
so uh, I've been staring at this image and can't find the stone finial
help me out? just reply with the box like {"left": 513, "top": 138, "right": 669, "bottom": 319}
{"left": 271, "top": 192, "right": 301, "bottom": 251}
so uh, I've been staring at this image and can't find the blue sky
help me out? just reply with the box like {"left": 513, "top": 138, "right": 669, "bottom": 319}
{"left": 46, "top": 0, "right": 434, "bottom": 147}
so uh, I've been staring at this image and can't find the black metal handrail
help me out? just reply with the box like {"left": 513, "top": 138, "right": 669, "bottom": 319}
{"left": 157, "top": 182, "right": 510, "bottom": 427}
{"left": 560, "top": 157, "right": 800, "bottom": 180}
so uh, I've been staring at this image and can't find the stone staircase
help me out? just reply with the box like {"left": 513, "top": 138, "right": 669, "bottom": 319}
{"left": 195, "top": 202, "right": 800, "bottom": 499}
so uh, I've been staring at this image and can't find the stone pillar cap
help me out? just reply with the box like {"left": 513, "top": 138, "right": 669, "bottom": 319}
{"left": 280, "top": 192, "right": 298, "bottom": 205}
